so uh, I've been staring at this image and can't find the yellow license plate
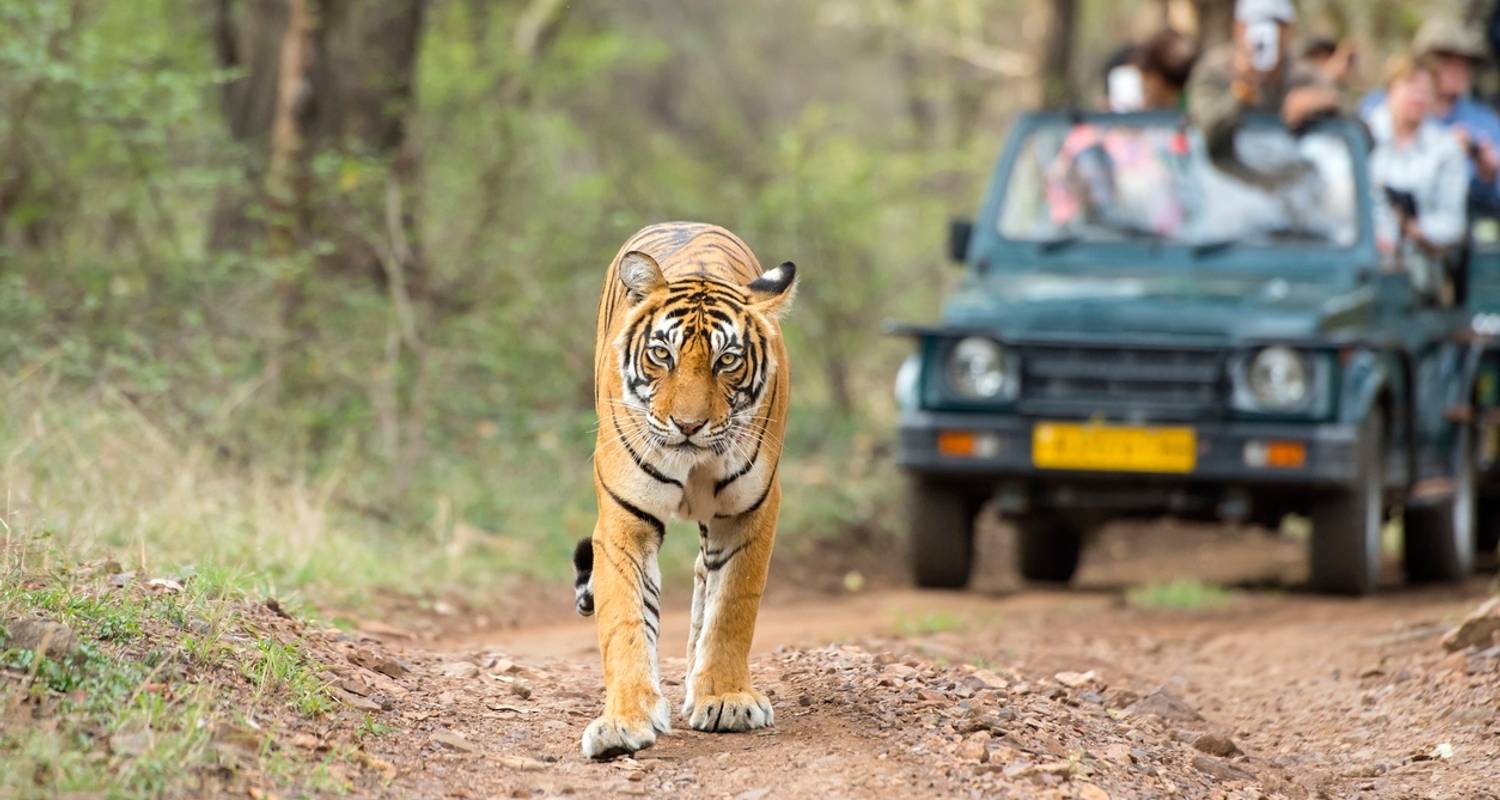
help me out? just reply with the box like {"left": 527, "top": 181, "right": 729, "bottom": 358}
{"left": 1032, "top": 423, "right": 1196, "bottom": 473}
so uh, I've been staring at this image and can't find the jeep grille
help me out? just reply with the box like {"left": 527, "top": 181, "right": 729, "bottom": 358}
{"left": 1016, "top": 345, "right": 1225, "bottom": 420}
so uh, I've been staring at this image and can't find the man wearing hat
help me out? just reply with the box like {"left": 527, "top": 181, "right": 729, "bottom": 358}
{"left": 1188, "top": 0, "right": 1342, "bottom": 181}
{"left": 1362, "top": 18, "right": 1500, "bottom": 212}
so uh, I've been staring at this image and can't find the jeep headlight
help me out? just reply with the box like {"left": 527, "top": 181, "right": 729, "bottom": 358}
{"left": 945, "top": 337, "right": 1018, "bottom": 401}
{"left": 1248, "top": 346, "right": 1309, "bottom": 408}
{"left": 1233, "top": 346, "right": 1328, "bottom": 414}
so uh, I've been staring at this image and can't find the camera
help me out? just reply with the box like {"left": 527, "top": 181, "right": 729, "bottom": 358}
{"left": 1246, "top": 20, "right": 1281, "bottom": 72}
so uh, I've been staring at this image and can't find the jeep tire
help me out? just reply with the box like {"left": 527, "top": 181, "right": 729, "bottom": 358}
{"left": 1310, "top": 410, "right": 1385, "bottom": 595}
{"left": 908, "top": 477, "right": 985, "bottom": 588}
{"left": 1016, "top": 516, "right": 1084, "bottom": 584}
{"left": 1478, "top": 499, "right": 1500, "bottom": 555}
{"left": 1404, "top": 422, "right": 1477, "bottom": 582}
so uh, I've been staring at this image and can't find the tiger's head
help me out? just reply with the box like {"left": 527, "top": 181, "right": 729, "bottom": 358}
{"left": 614, "top": 250, "right": 796, "bottom": 462}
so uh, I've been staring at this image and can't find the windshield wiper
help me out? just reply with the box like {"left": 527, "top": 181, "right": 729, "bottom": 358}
{"left": 1191, "top": 238, "right": 1238, "bottom": 257}
{"left": 1035, "top": 235, "right": 1080, "bottom": 253}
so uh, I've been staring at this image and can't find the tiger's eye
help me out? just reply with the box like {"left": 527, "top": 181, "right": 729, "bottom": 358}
{"left": 649, "top": 345, "right": 672, "bottom": 363}
{"left": 716, "top": 353, "right": 741, "bottom": 371}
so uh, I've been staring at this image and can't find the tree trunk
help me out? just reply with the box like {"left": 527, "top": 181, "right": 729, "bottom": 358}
{"left": 1035, "top": 0, "right": 1076, "bottom": 108}
{"left": 208, "top": 0, "right": 427, "bottom": 295}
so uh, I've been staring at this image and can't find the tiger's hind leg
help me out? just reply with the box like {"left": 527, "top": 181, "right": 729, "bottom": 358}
{"left": 580, "top": 505, "right": 670, "bottom": 760}
{"left": 683, "top": 485, "right": 779, "bottom": 732}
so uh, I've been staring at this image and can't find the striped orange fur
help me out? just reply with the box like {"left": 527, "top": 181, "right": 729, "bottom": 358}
{"left": 574, "top": 222, "right": 796, "bottom": 759}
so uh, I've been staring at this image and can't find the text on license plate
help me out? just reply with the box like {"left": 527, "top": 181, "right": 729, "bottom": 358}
{"left": 1031, "top": 423, "right": 1196, "bottom": 473}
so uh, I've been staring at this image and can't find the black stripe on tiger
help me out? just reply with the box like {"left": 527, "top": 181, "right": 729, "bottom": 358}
{"left": 715, "top": 462, "right": 778, "bottom": 519}
{"left": 703, "top": 541, "right": 749, "bottom": 572}
{"left": 609, "top": 407, "right": 682, "bottom": 488}
{"left": 597, "top": 468, "right": 666, "bottom": 544}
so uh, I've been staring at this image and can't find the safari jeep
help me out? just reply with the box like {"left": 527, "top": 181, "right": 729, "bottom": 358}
{"left": 895, "top": 111, "right": 1500, "bottom": 595}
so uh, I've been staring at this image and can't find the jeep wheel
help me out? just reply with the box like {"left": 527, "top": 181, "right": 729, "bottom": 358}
{"left": 908, "top": 477, "right": 984, "bottom": 588}
{"left": 1478, "top": 499, "right": 1500, "bottom": 556}
{"left": 1016, "top": 517, "right": 1084, "bottom": 584}
{"left": 1309, "top": 410, "right": 1385, "bottom": 595}
{"left": 1404, "top": 422, "right": 1476, "bottom": 583}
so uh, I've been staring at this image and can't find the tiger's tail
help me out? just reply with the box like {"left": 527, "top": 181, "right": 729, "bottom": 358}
{"left": 573, "top": 537, "right": 595, "bottom": 616}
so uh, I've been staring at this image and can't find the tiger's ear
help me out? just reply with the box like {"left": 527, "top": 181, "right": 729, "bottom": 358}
{"left": 619, "top": 251, "right": 666, "bottom": 304}
{"left": 746, "top": 261, "right": 797, "bottom": 320}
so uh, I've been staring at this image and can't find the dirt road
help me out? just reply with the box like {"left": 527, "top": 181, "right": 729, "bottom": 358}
{"left": 320, "top": 526, "right": 1500, "bottom": 799}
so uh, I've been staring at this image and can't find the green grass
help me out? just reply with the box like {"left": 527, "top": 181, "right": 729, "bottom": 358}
{"left": 245, "top": 638, "right": 336, "bottom": 717}
{"left": 1125, "top": 579, "right": 1234, "bottom": 611}
{"left": 0, "top": 533, "right": 352, "bottom": 798}
{"left": 894, "top": 611, "right": 968, "bottom": 635}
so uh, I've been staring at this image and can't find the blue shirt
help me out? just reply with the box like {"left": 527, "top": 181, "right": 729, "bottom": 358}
{"left": 1360, "top": 90, "right": 1500, "bottom": 211}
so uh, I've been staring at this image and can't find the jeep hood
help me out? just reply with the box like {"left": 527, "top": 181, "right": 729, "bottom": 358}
{"left": 942, "top": 271, "right": 1372, "bottom": 342}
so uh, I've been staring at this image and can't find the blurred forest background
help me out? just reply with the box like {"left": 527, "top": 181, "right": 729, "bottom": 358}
{"left": 0, "top": 0, "right": 1483, "bottom": 605}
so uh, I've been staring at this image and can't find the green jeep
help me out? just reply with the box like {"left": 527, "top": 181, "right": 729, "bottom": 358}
{"left": 895, "top": 111, "right": 1495, "bottom": 595}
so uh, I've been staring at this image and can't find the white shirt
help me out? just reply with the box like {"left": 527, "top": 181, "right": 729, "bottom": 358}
{"left": 1366, "top": 104, "right": 1469, "bottom": 242}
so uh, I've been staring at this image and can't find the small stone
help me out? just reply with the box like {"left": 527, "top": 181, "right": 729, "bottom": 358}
{"left": 510, "top": 679, "right": 534, "bottom": 700}
{"left": 441, "top": 661, "right": 480, "bottom": 680}
{"left": 290, "top": 733, "right": 321, "bottom": 750}
{"left": 1193, "top": 732, "right": 1242, "bottom": 757}
{"left": 491, "top": 658, "right": 518, "bottom": 674}
{"left": 145, "top": 577, "right": 184, "bottom": 593}
{"left": 495, "top": 754, "right": 547, "bottom": 771}
{"left": 1192, "top": 754, "right": 1255, "bottom": 782}
{"left": 349, "top": 648, "right": 408, "bottom": 679}
{"left": 957, "top": 732, "right": 990, "bottom": 763}
{"left": 1077, "top": 783, "right": 1110, "bottom": 800}
{"left": 798, "top": 693, "right": 813, "bottom": 707}
{"left": 5, "top": 620, "right": 76, "bottom": 658}
{"left": 1054, "top": 670, "right": 1098, "bottom": 689}
{"left": 1102, "top": 742, "right": 1133, "bottom": 764}
{"left": 432, "top": 730, "right": 478, "bottom": 753}
{"left": 264, "top": 597, "right": 295, "bottom": 620}
{"left": 109, "top": 572, "right": 136, "bottom": 588}
{"left": 967, "top": 668, "right": 1008, "bottom": 689}
{"left": 1102, "top": 688, "right": 1141, "bottom": 709}
{"left": 1442, "top": 597, "right": 1500, "bottom": 652}
{"left": 734, "top": 790, "right": 771, "bottom": 800}
{"left": 333, "top": 688, "right": 383, "bottom": 712}
{"left": 1124, "top": 686, "right": 1203, "bottom": 722}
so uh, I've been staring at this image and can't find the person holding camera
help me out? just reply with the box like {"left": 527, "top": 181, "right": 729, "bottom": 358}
{"left": 1361, "top": 18, "right": 1500, "bottom": 215}
{"left": 1187, "top": 0, "right": 1342, "bottom": 183}
{"left": 1368, "top": 55, "right": 1470, "bottom": 297}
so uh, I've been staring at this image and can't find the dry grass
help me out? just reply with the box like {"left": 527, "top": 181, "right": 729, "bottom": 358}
{"left": 0, "top": 367, "right": 529, "bottom": 610}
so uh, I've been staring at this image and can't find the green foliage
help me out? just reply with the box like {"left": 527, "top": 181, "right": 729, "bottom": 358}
{"left": 0, "top": 0, "right": 993, "bottom": 605}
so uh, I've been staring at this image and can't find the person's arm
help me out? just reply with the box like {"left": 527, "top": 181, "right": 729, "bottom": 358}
{"left": 1187, "top": 52, "right": 1244, "bottom": 162}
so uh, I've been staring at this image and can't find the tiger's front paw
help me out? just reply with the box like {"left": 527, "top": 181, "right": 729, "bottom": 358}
{"left": 687, "top": 690, "right": 774, "bottom": 733}
{"left": 581, "top": 697, "right": 670, "bottom": 760}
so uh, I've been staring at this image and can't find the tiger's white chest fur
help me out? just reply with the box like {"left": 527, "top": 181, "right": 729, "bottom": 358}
{"left": 616, "top": 448, "right": 775, "bottom": 526}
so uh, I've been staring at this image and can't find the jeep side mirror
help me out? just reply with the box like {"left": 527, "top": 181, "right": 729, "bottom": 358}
{"left": 948, "top": 218, "right": 973, "bottom": 264}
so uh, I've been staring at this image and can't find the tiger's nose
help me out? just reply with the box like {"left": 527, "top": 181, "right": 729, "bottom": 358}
{"left": 672, "top": 417, "right": 707, "bottom": 436}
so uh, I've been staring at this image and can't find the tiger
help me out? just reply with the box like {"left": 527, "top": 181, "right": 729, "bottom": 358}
{"left": 572, "top": 221, "right": 797, "bottom": 760}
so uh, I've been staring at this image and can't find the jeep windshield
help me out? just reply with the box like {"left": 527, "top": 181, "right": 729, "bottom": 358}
{"left": 997, "top": 116, "right": 1362, "bottom": 252}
